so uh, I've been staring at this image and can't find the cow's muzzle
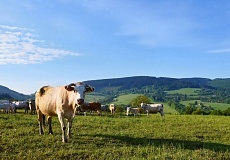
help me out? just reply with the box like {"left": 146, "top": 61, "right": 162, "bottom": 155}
{"left": 77, "top": 98, "right": 84, "bottom": 105}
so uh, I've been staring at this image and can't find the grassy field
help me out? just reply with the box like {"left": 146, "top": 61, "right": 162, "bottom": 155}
{"left": 0, "top": 112, "right": 229, "bottom": 159}
{"left": 85, "top": 92, "right": 106, "bottom": 102}
{"left": 165, "top": 88, "right": 201, "bottom": 95}
{"left": 113, "top": 94, "right": 142, "bottom": 105}
{"left": 181, "top": 100, "right": 230, "bottom": 110}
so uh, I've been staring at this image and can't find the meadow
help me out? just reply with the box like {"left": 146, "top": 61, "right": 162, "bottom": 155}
{"left": 0, "top": 111, "right": 229, "bottom": 159}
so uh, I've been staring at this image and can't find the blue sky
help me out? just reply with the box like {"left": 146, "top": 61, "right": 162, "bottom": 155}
{"left": 0, "top": 0, "right": 230, "bottom": 94}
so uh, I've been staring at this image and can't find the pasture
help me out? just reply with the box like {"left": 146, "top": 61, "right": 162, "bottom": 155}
{"left": 181, "top": 100, "right": 230, "bottom": 111}
{"left": 0, "top": 112, "right": 229, "bottom": 159}
{"left": 165, "top": 88, "right": 201, "bottom": 96}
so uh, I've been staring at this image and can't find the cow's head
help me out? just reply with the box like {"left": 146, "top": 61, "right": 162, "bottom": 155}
{"left": 65, "top": 82, "right": 94, "bottom": 105}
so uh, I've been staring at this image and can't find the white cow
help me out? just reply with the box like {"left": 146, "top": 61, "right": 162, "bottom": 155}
{"left": 140, "top": 102, "right": 164, "bottom": 118}
{"left": 126, "top": 107, "right": 141, "bottom": 116}
{"left": 0, "top": 100, "right": 16, "bottom": 113}
{"left": 109, "top": 104, "right": 116, "bottom": 115}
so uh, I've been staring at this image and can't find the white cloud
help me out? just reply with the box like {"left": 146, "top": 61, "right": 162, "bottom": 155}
{"left": 0, "top": 25, "right": 81, "bottom": 64}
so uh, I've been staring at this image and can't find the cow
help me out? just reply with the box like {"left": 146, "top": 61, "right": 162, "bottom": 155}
{"left": 126, "top": 107, "right": 141, "bottom": 116}
{"left": 140, "top": 102, "right": 164, "bottom": 118}
{"left": 80, "top": 102, "right": 101, "bottom": 116}
{"left": 11, "top": 101, "right": 29, "bottom": 113}
{"left": 0, "top": 100, "right": 16, "bottom": 113}
{"left": 35, "top": 82, "right": 94, "bottom": 143}
{"left": 109, "top": 104, "right": 116, "bottom": 115}
{"left": 28, "top": 99, "right": 36, "bottom": 114}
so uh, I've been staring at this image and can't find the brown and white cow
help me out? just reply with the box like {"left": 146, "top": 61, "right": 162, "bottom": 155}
{"left": 109, "top": 104, "right": 116, "bottom": 115}
{"left": 28, "top": 99, "right": 36, "bottom": 114}
{"left": 80, "top": 102, "right": 101, "bottom": 116}
{"left": 35, "top": 82, "right": 94, "bottom": 142}
{"left": 140, "top": 102, "right": 164, "bottom": 118}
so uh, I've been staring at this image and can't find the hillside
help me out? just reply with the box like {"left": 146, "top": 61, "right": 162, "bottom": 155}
{"left": 208, "top": 78, "right": 230, "bottom": 89}
{"left": 1, "top": 76, "right": 230, "bottom": 101}
{"left": 0, "top": 85, "right": 30, "bottom": 100}
{"left": 84, "top": 76, "right": 213, "bottom": 93}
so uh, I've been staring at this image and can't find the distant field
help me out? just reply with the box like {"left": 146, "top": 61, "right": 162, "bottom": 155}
{"left": 0, "top": 113, "right": 229, "bottom": 159}
{"left": 113, "top": 94, "right": 142, "bottom": 105}
{"left": 181, "top": 100, "right": 230, "bottom": 110}
{"left": 165, "top": 88, "right": 201, "bottom": 95}
{"left": 85, "top": 92, "right": 106, "bottom": 102}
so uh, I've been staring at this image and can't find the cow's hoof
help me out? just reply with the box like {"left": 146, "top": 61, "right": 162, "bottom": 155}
{"left": 62, "top": 138, "right": 68, "bottom": 143}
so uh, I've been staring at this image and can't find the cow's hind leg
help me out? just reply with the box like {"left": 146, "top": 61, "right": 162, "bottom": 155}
{"left": 37, "top": 110, "right": 44, "bottom": 134}
{"left": 47, "top": 116, "right": 53, "bottom": 134}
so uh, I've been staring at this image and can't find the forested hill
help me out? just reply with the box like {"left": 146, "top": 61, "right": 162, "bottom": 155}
{"left": 1, "top": 76, "right": 230, "bottom": 100}
{"left": 84, "top": 76, "right": 216, "bottom": 93}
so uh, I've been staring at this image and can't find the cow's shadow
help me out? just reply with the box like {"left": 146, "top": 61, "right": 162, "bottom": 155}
{"left": 84, "top": 134, "right": 229, "bottom": 152}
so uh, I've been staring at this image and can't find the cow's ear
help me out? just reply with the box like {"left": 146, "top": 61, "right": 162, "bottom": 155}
{"left": 85, "top": 84, "right": 95, "bottom": 92}
{"left": 65, "top": 83, "right": 76, "bottom": 91}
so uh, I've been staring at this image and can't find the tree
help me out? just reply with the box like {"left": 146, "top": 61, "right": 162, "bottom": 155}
{"left": 130, "top": 95, "right": 151, "bottom": 107}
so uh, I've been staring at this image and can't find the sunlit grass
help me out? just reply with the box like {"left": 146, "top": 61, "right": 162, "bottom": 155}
{"left": 0, "top": 112, "right": 229, "bottom": 159}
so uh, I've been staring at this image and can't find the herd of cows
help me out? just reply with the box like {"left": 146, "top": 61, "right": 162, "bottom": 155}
{"left": 0, "top": 82, "right": 164, "bottom": 142}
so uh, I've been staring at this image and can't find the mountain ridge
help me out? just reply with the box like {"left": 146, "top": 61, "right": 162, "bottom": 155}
{"left": 1, "top": 76, "right": 230, "bottom": 100}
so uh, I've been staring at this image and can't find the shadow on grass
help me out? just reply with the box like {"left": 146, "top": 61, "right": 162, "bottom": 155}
{"left": 86, "top": 134, "right": 229, "bottom": 152}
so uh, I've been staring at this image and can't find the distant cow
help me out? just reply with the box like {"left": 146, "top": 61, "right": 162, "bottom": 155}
{"left": 140, "top": 102, "right": 164, "bottom": 118}
{"left": 35, "top": 82, "right": 94, "bottom": 142}
{"left": 126, "top": 107, "right": 141, "bottom": 116}
{"left": 109, "top": 104, "right": 116, "bottom": 115}
{"left": 80, "top": 102, "right": 101, "bottom": 116}
{"left": 11, "top": 101, "right": 29, "bottom": 113}
{"left": 28, "top": 99, "right": 36, "bottom": 114}
{"left": 0, "top": 100, "right": 16, "bottom": 113}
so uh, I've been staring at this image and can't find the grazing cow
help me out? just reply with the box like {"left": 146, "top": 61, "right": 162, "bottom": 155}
{"left": 109, "top": 104, "right": 116, "bottom": 115}
{"left": 80, "top": 102, "right": 101, "bottom": 116}
{"left": 126, "top": 107, "right": 141, "bottom": 116}
{"left": 35, "top": 82, "right": 94, "bottom": 143}
{"left": 11, "top": 101, "right": 29, "bottom": 113}
{"left": 140, "top": 102, "right": 164, "bottom": 118}
{"left": 0, "top": 100, "right": 16, "bottom": 113}
{"left": 28, "top": 99, "right": 36, "bottom": 114}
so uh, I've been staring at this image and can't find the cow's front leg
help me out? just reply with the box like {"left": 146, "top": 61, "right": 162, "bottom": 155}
{"left": 67, "top": 119, "right": 73, "bottom": 139}
{"left": 58, "top": 114, "right": 67, "bottom": 143}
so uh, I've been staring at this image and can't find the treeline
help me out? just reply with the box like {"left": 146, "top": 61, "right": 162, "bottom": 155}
{"left": 168, "top": 100, "right": 230, "bottom": 116}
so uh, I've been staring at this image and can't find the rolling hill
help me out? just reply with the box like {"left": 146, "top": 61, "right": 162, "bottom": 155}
{"left": 1, "top": 76, "right": 230, "bottom": 101}
{"left": 0, "top": 85, "right": 30, "bottom": 100}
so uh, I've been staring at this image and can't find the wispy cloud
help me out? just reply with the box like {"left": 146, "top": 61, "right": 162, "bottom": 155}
{"left": 206, "top": 49, "right": 230, "bottom": 54}
{"left": 0, "top": 25, "right": 81, "bottom": 64}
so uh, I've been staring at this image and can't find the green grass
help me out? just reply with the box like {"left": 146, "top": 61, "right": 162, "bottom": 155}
{"left": 113, "top": 94, "right": 142, "bottom": 105}
{"left": 85, "top": 92, "right": 106, "bottom": 102}
{"left": 165, "top": 88, "right": 201, "bottom": 95}
{"left": 0, "top": 112, "right": 229, "bottom": 159}
{"left": 181, "top": 100, "right": 230, "bottom": 110}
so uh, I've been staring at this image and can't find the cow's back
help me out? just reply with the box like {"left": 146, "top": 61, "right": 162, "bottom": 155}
{"left": 147, "top": 104, "right": 163, "bottom": 113}
{"left": 36, "top": 86, "right": 62, "bottom": 116}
